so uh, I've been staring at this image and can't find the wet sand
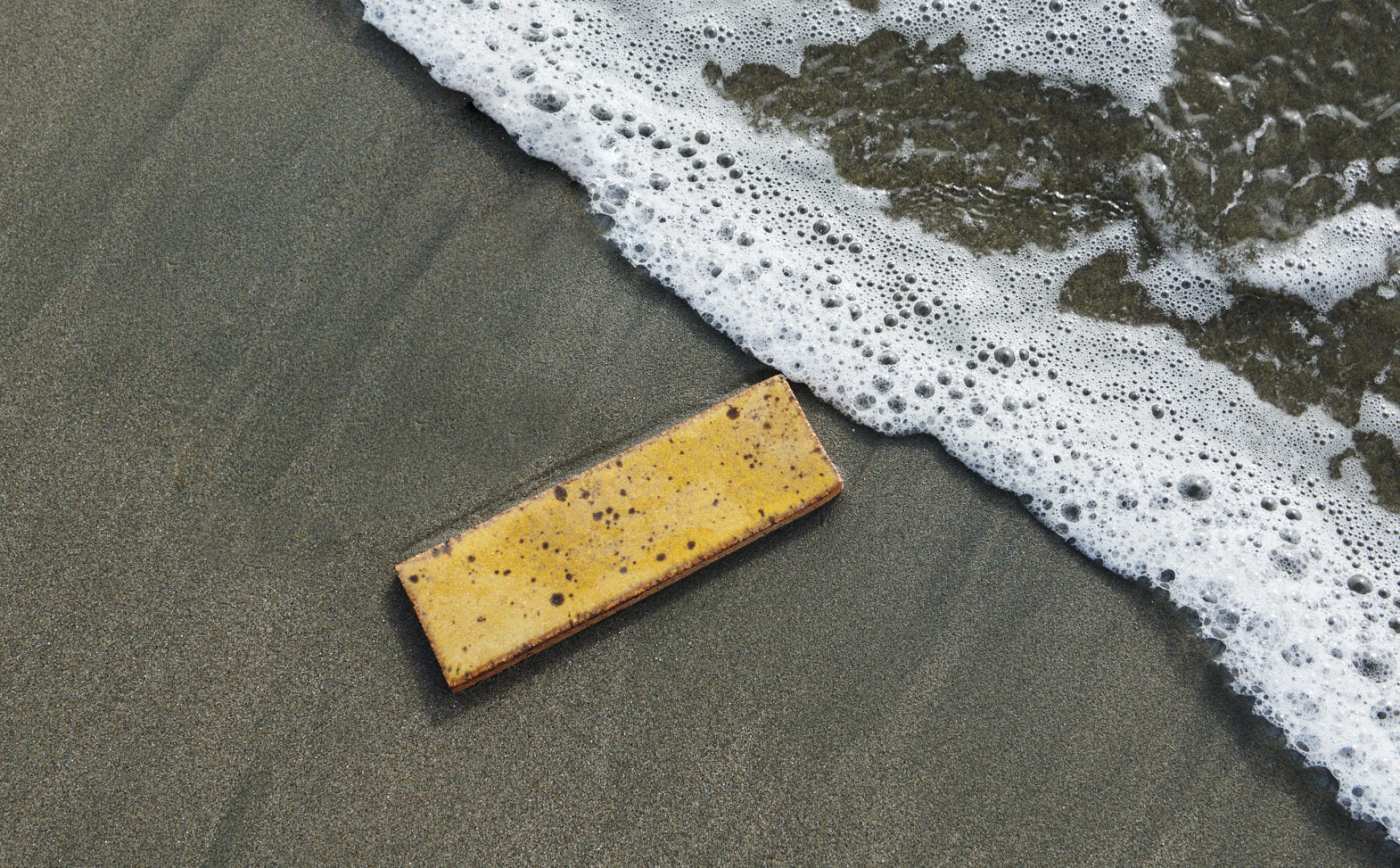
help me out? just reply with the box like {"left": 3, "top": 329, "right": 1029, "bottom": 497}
{"left": 1, "top": 1, "right": 1393, "bottom": 863}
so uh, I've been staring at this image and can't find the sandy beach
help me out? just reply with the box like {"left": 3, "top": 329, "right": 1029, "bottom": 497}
{"left": 1, "top": 1, "right": 1393, "bottom": 862}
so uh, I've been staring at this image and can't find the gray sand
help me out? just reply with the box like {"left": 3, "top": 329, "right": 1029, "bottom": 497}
{"left": 0, "top": 2, "right": 1393, "bottom": 863}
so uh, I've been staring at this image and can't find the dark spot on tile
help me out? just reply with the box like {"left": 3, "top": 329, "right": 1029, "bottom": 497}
{"left": 550, "top": 593, "right": 565, "bottom": 606}
{"left": 727, "top": 406, "right": 740, "bottom": 419}
{"left": 656, "top": 553, "right": 667, "bottom": 561}
{"left": 554, "top": 485, "right": 568, "bottom": 501}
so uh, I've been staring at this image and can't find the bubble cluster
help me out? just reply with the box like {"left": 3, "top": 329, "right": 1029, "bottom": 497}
{"left": 364, "top": 0, "right": 1400, "bottom": 839}
{"left": 1228, "top": 204, "right": 1400, "bottom": 312}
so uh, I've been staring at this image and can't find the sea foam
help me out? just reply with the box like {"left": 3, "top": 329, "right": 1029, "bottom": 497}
{"left": 363, "top": 0, "right": 1400, "bottom": 837}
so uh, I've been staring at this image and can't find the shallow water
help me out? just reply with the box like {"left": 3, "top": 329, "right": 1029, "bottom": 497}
{"left": 719, "top": 9, "right": 1400, "bottom": 484}
{"left": 364, "top": 0, "right": 1399, "bottom": 839}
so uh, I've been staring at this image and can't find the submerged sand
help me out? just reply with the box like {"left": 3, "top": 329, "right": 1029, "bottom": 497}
{"left": 0, "top": 1, "right": 1393, "bottom": 863}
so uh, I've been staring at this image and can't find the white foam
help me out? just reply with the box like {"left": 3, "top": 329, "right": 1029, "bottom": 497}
{"left": 1227, "top": 204, "right": 1400, "bottom": 311}
{"left": 1133, "top": 247, "right": 1234, "bottom": 321}
{"left": 364, "top": 0, "right": 1400, "bottom": 838}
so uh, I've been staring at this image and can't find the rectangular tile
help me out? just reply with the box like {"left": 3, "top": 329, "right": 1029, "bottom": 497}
{"left": 396, "top": 375, "right": 843, "bottom": 691}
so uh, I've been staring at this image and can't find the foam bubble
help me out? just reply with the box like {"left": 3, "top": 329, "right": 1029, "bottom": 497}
{"left": 364, "top": 0, "right": 1400, "bottom": 838}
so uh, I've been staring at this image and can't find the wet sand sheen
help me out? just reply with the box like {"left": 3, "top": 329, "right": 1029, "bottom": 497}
{"left": 0, "top": 1, "right": 1393, "bottom": 863}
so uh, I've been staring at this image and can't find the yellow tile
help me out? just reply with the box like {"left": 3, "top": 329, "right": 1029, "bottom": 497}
{"left": 396, "top": 375, "right": 843, "bottom": 691}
